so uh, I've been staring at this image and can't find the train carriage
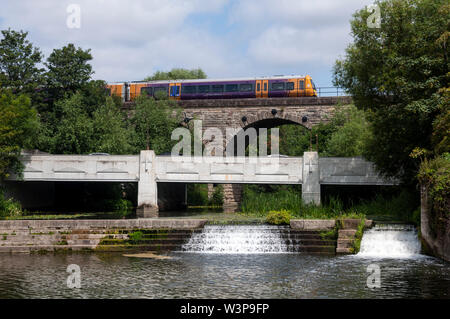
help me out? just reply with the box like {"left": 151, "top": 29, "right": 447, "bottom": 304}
{"left": 106, "top": 75, "right": 317, "bottom": 102}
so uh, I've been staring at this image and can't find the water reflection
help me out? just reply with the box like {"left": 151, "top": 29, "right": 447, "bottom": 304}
{"left": 0, "top": 253, "right": 448, "bottom": 299}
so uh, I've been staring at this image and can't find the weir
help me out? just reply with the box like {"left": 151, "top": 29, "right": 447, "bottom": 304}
{"left": 357, "top": 224, "right": 421, "bottom": 258}
{"left": 181, "top": 225, "right": 337, "bottom": 254}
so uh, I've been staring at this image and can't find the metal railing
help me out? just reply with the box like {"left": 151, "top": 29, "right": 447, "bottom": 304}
{"left": 115, "top": 87, "right": 347, "bottom": 101}
{"left": 316, "top": 87, "right": 347, "bottom": 97}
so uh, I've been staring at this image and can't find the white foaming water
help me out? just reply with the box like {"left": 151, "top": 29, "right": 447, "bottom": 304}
{"left": 181, "top": 225, "right": 290, "bottom": 254}
{"left": 357, "top": 224, "right": 421, "bottom": 258}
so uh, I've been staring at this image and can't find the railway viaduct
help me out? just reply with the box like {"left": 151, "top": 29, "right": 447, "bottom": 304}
{"left": 123, "top": 96, "right": 353, "bottom": 211}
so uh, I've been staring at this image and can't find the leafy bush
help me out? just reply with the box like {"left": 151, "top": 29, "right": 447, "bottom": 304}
{"left": 187, "top": 184, "right": 209, "bottom": 206}
{"left": 104, "top": 198, "right": 134, "bottom": 218}
{"left": 266, "top": 210, "right": 291, "bottom": 225}
{"left": 209, "top": 185, "right": 224, "bottom": 206}
{"left": 0, "top": 191, "right": 22, "bottom": 219}
{"left": 128, "top": 231, "right": 143, "bottom": 243}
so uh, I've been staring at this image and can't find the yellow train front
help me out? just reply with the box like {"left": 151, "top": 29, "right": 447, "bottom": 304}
{"left": 107, "top": 75, "right": 318, "bottom": 101}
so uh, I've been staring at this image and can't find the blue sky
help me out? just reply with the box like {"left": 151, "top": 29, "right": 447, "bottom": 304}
{"left": 0, "top": 0, "right": 374, "bottom": 86}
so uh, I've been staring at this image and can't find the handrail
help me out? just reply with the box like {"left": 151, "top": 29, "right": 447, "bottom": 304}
{"left": 316, "top": 87, "right": 346, "bottom": 97}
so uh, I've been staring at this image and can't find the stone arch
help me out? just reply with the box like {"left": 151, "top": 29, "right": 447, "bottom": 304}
{"left": 225, "top": 114, "right": 311, "bottom": 156}
{"left": 239, "top": 111, "right": 312, "bottom": 131}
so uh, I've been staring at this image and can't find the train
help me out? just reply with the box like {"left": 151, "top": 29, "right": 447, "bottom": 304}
{"left": 106, "top": 75, "right": 318, "bottom": 101}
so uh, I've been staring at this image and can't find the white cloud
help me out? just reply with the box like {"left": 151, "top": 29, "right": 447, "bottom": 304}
{"left": 0, "top": 0, "right": 375, "bottom": 85}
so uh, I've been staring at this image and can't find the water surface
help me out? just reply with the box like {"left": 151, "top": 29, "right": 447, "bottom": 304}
{"left": 0, "top": 252, "right": 448, "bottom": 299}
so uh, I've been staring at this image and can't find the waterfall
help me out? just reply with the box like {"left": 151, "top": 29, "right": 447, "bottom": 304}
{"left": 181, "top": 225, "right": 291, "bottom": 254}
{"left": 357, "top": 224, "right": 422, "bottom": 258}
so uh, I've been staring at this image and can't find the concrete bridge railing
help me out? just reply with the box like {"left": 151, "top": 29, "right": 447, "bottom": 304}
{"left": 6, "top": 150, "right": 396, "bottom": 218}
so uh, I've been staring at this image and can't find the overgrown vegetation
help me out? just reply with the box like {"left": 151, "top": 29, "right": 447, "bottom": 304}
{"left": 417, "top": 153, "right": 450, "bottom": 235}
{"left": 0, "top": 190, "right": 22, "bottom": 218}
{"left": 278, "top": 104, "right": 372, "bottom": 156}
{"left": 241, "top": 185, "right": 417, "bottom": 222}
{"left": 334, "top": 0, "right": 449, "bottom": 186}
{"left": 265, "top": 210, "right": 291, "bottom": 225}
{"left": 187, "top": 184, "right": 224, "bottom": 207}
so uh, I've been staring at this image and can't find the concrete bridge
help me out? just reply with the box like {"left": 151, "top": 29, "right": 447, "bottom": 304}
{"left": 5, "top": 150, "right": 396, "bottom": 218}
{"left": 124, "top": 96, "right": 353, "bottom": 209}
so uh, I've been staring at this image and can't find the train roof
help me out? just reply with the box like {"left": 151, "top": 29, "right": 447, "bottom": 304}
{"left": 107, "top": 74, "right": 310, "bottom": 85}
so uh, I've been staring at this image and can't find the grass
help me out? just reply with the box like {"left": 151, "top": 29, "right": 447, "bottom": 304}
{"left": 239, "top": 186, "right": 420, "bottom": 225}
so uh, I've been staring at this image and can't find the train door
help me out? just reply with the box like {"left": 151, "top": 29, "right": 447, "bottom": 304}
{"left": 262, "top": 79, "right": 269, "bottom": 98}
{"left": 256, "top": 80, "right": 262, "bottom": 98}
{"left": 287, "top": 79, "right": 297, "bottom": 97}
{"left": 169, "top": 83, "right": 181, "bottom": 100}
{"left": 298, "top": 78, "right": 305, "bottom": 97}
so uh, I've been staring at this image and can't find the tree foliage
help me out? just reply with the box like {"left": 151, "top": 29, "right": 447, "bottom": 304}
{"left": 278, "top": 105, "right": 371, "bottom": 157}
{"left": 130, "top": 95, "right": 181, "bottom": 154}
{"left": 0, "top": 29, "right": 44, "bottom": 93}
{"left": 0, "top": 90, "right": 39, "bottom": 179}
{"left": 144, "top": 68, "right": 207, "bottom": 81}
{"left": 333, "top": 0, "right": 449, "bottom": 184}
{"left": 45, "top": 43, "right": 93, "bottom": 94}
{"left": 92, "top": 97, "right": 133, "bottom": 154}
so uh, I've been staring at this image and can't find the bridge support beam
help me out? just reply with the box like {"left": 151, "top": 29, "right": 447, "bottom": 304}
{"left": 137, "top": 150, "right": 159, "bottom": 218}
{"left": 302, "top": 152, "right": 321, "bottom": 205}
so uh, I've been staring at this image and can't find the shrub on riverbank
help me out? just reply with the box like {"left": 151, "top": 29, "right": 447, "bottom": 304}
{"left": 241, "top": 184, "right": 418, "bottom": 222}
{"left": 0, "top": 191, "right": 22, "bottom": 219}
{"left": 266, "top": 210, "right": 291, "bottom": 225}
{"left": 350, "top": 190, "right": 420, "bottom": 224}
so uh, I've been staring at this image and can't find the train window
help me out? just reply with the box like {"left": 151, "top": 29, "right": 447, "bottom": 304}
{"left": 299, "top": 80, "right": 305, "bottom": 90}
{"left": 141, "top": 87, "right": 153, "bottom": 96}
{"left": 154, "top": 87, "right": 167, "bottom": 93}
{"left": 271, "top": 82, "right": 285, "bottom": 91}
{"left": 240, "top": 84, "right": 253, "bottom": 92}
{"left": 212, "top": 85, "right": 224, "bottom": 93}
{"left": 287, "top": 82, "right": 295, "bottom": 90}
{"left": 225, "top": 84, "right": 239, "bottom": 92}
{"left": 105, "top": 88, "right": 111, "bottom": 96}
{"left": 257, "top": 83, "right": 260, "bottom": 91}
{"left": 198, "top": 85, "right": 210, "bottom": 93}
{"left": 182, "top": 85, "right": 197, "bottom": 94}
{"left": 264, "top": 83, "right": 267, "bottom": 91}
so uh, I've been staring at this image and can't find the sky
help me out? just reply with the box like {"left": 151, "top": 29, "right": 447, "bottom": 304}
{"left": 0, "top": 0, "right": 375, "bottom": 87}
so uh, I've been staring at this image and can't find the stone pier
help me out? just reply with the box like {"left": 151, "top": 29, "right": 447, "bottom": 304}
{"left": 137, "top": 150, "right": 158, "bottom": 218}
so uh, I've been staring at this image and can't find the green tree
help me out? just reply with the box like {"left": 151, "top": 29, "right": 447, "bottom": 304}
{"left": 0, "top": 29, "right": 44, "bottom": 93}
{"left": 0, "top": 90, "right": 39, "bottom": 179}
{"left": 92, "top": 97, "right": 133, "bottom": 154}
{"left": 50, "top": 93, "right": 94, "bottom": 154}
{"left": 278, "top": 104, "right": 371, "bottom": 157}
{"left": 144, "top": 68, "right": 207, "bottom": 81}
{"left": 131, "top": 95, "right": 181, "bottom": 154}
{"left": 333, "top": 0, "right": 449, "bottom": 184}
{"left": 45, "top": 44, "right": 93, "bottom": 95}
{"left": 324, "top": 105, "right": 371, "bottom": 157}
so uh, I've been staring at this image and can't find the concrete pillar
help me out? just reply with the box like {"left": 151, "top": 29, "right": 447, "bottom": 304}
{"left": 302, "top": 152, "right": 321, "bottom": 205}
{"left": 223, "top": 183, "right": 242, "bottom": 213}
{"left": 207, "top": 184, "right": 214, "bottom": 200}
{"left": 137, "top": 150, "right": 158, "bottom": 218}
